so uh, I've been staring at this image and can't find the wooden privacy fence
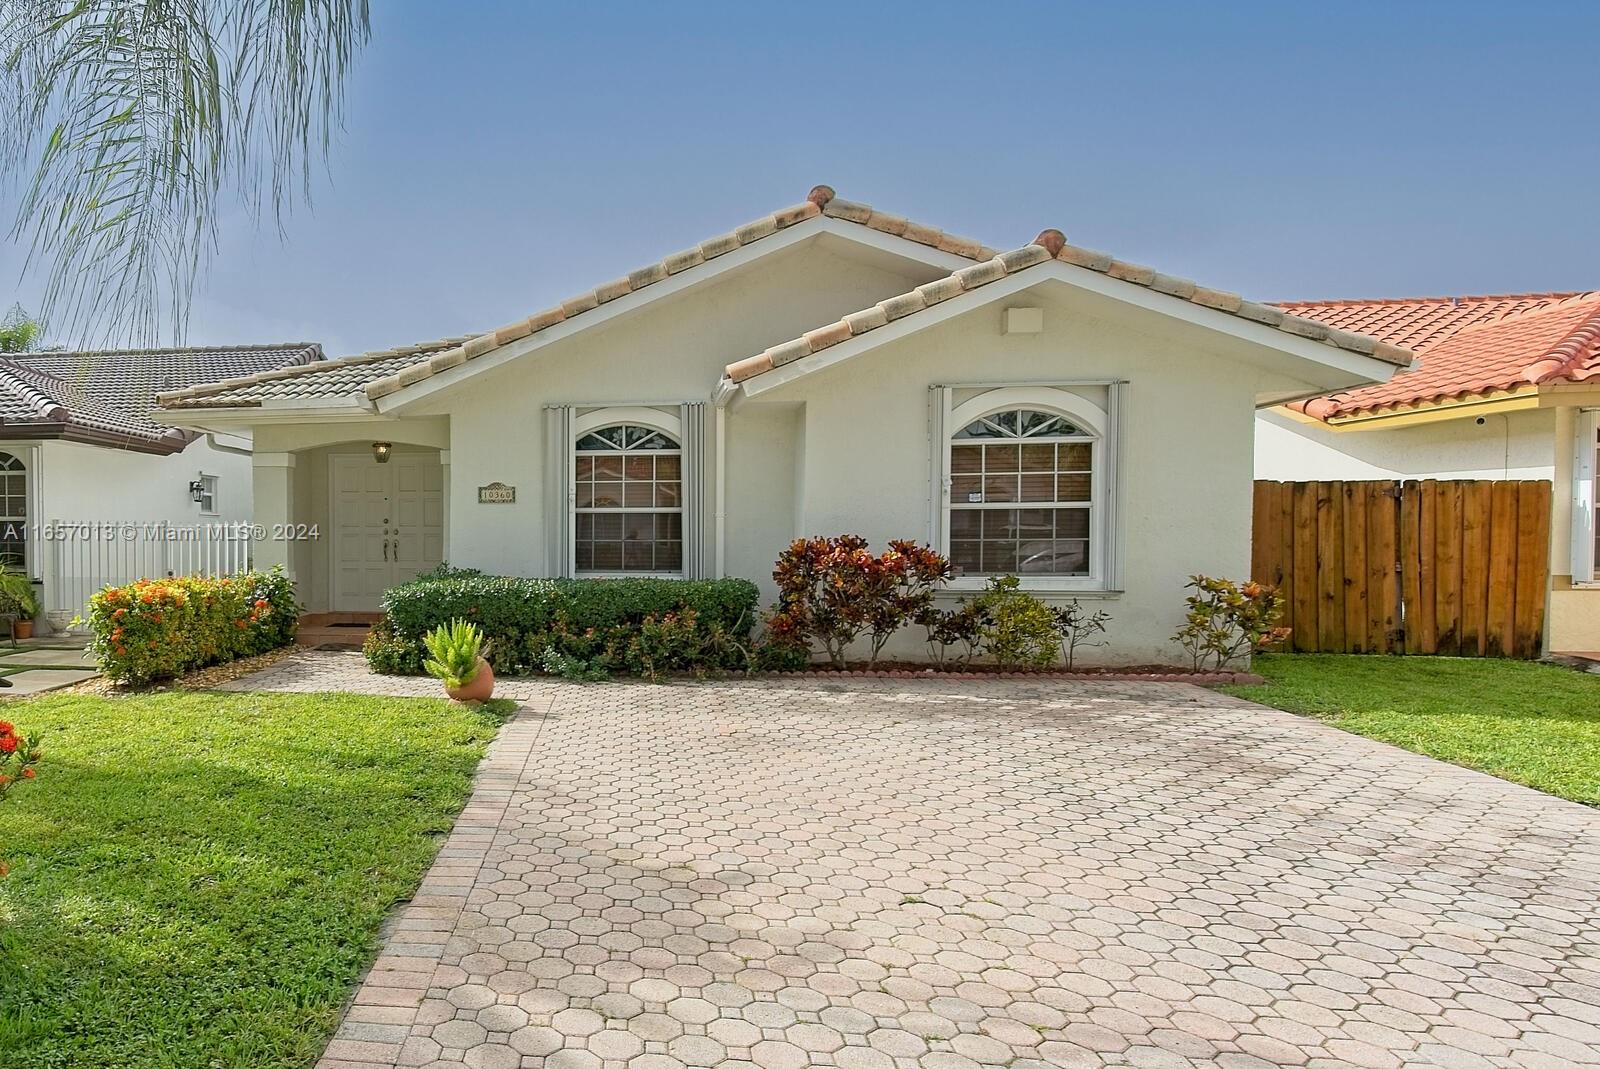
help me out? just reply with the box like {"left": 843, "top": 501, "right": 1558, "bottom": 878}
{"left": 1252, "top": 480, "right": 1551, "bottom": 658}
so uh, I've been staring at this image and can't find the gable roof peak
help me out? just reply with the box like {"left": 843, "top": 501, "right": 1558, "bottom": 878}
{"left": 1032, "top": 229, "right": 1067, "bottom": 257}
{"left": 724, "top": 236, "right": 1413, "bottom": 386}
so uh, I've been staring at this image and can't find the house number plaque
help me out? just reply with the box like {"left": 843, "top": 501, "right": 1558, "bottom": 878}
{"left": 478, "top": 482, "right": 516, "bottom": 504}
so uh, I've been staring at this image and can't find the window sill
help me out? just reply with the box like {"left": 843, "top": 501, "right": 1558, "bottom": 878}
{"left": 574, "top": 571, "right": 687, "bottom": 580}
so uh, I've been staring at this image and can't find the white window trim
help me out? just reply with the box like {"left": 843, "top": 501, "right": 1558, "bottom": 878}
{"left": 1571, "top": 409, "right": 1599, "bottom": 585}
{"left": 197, "top": 472, "right": 219, "bottom": 516}
{"left": 932, "top": 383, "right": 1122, "bottom": 593}
{"left": 570, "top": 407, "right": 687, "bottom": 579}
{"left": 0, "top": 448, "right": 27, "bottom": 576}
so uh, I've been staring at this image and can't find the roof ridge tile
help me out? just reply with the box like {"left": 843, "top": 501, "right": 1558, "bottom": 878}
{"left": 1276, "top": 290, "right": 1595, "bottom": 309}
{"left": 723, "top": 233, "right": 1413, "bottom": 385}
{"left": 359, "top": 186, "right": 991, "bottom": 403}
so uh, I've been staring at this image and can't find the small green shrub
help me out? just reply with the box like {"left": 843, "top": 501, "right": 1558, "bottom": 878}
{"left": 622, "top": 610, "right": 710, "bottom": 682}
{"left": 976, "top": 575, "right": 1058, "bottom": 669}
{"left": 1053, "top": 600, "right": 1112, "bottom": 670}
{"left": 362, "top": 618, "right": 424, "bottom": 675}
{"left": 85, "top": 567, "right": 299, "bottom": 685}
{"left": 422, "top": 619, "right": 484, "bottom": 689}
{"left": 751, "top": 611, "right": 813, "bottom": 672}
{"left": 918, "top": 601, "right": 991, "bottom": 668}
{"left": 540, "top": 647, "right": 609, "bottom": 682}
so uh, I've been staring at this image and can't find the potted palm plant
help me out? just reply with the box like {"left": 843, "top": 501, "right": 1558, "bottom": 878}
{"left": 422, "top": 618, "right": 494, "bottom": 702}
{"left": 0, "top": 567, "right": 41, "bottom": 640}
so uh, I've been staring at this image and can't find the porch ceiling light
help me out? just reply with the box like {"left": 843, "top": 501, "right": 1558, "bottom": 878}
{"left": 372, "top": 441, "right": 393, "bottom": 464}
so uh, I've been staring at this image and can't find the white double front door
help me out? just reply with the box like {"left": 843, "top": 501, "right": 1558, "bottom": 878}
{"left": 331, "top": 452, "right": 444, "bottom": 611}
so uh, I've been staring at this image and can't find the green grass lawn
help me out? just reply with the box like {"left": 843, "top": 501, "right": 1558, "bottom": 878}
{"left": 0, "top": 690, "right": 506, "bottom": 1069}
{"left": 1224, "top": 655, "right": 1600, "bottom": 806}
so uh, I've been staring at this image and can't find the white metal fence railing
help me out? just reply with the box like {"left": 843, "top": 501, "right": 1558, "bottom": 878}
{"left": 42, "top": 522, "right": 255, "bottom": 616}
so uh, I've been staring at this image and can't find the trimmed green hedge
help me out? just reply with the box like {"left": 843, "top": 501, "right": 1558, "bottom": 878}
{"left": 369, "top": 574, "right": 761, "bottom": 678}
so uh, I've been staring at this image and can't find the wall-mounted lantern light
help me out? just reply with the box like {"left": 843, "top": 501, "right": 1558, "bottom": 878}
{"left": 188, "top": 478, "right": 206, "bottom": 502}
{"left": 372, "top": 441, "right": 393, "bottom": 464}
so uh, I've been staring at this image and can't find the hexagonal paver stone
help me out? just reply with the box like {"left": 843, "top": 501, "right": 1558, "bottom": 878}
{"left": 445, "top": 984, "right": 496, "bottom": 1011}
{"left": 306, "top": 674, "right": 1600, "bottom": 1069}
{"left": 544, "top": 1050, "right": 601, "bottom": 1069}
{"left": 549, "top": 1007, "right": 605, "bottom": 1037}
{"left": 475, "top": 1004, "right": 526, "bottom": 1033}
{"left": 508, "top": 1025, "right": 563, "bottom": 1056}
{"left": 432, "top": 1019, "right": 489, "bottom": 1050}
{"left": 665, "top": 997, "right": 718, "bottom": 1025}
{"left": 462, "top": 1044, "right": 519, "bottom": 1069}
{"left": 750, "top": 1039, "right": 810, "bottom": 1069}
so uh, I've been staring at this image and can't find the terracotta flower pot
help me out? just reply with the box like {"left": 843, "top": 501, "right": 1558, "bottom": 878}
{"left": 12, "top": 619, "right": 32, "bottom": 640}
{"left": 445, "top": 657, "right": 494, "bottom": 702}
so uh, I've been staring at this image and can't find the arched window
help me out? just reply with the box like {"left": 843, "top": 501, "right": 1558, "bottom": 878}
{"left": 0, "top": 452, "right": 25, "bottom": 569}
{"left": 574, "top": 423, "right": 683, "bottom": 573}
{"left": 948, "top": 406, "right": 1094, "bottom": 577}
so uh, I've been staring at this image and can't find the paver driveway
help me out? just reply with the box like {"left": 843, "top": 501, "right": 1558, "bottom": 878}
{"left": 306, "top": 670, "right": 1600, "bottom": 1069}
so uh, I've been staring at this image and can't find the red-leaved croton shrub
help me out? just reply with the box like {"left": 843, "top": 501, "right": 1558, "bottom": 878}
{"left": 770, "top": 536, "right": 951, "bottom": 668}
{"left": 1172, "top": 574, "right": 1291, "bottom": 670}
{"left": 86, "top": 567, "right": 299, "bottom": 685}
{"left": 0, "top": 718, "right": 41, "bottom": 877}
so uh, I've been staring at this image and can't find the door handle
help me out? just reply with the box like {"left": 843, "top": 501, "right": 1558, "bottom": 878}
{"left": 382, "top": 538, "right": 389, "bottom": 562}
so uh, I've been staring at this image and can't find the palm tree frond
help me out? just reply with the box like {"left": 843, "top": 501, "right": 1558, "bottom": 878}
{"left": 0, "top": 0, "right": 370, "bottom": 346}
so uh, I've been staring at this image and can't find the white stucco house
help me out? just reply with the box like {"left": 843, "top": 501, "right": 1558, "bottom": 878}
{"left": 1254, "top": 291, "right": 1600, "bottom": 654}
{"left": 155, "top": 185, "right": 1410, "bottom": 663}
{"left": 0, "top": 342, "right": 323, "bottom": 621}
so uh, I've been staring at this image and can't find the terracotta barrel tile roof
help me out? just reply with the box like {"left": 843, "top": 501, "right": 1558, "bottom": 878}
{"left": 1280, "top": 292, "right": 1600, "bottom": 420}
{"left": 161, "top": 186, "right": 999, "bottom": 411}
{"left": 1276, "top": 292, "right": 1584, "bottom": 352}
{"left": 723, "top": 231, "right": 1414, "bottom": 385}
{"left": 156, "top": 186, "right": 1419, "bottom": 412}
{"left": 158, "top": 338, "right": 467, "bottom": 409}
{"left": 3, "top": 342, "right": 320, "bottom": 451}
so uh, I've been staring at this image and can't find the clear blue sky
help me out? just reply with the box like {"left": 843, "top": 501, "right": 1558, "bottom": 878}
{"left": 4, "top": 0, "right": 1598, "bottom": 353}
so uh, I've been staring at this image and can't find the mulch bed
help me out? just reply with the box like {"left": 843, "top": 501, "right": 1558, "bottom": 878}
{"left": 60, "top": 646, "right": 299, "bottom": 698}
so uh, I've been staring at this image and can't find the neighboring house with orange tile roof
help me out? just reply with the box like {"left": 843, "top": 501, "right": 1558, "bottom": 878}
{"left": 156, "top": 185, "right": 1408, "bottom": 664}
{"left": 0, "top": 342, "right": 324, "bottom": 622}
{"left": 1255, "top": 291, "right": 1600, "bottom": 653}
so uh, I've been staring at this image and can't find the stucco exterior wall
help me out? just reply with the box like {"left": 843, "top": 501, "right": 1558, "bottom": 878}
{"left": 240, "top": 238, "right": 1358, "bottom": 662}
{"left": 28, "top": 437, "right": 256, "bottom": 615}
{"left": 1254, "top": 407, "right": 1556, "bottom": 481}
{"left": 752, "top": 284, "right": 1262, "bottom": 664}
{"left": 402, "top": 272, "right": 1268, "bottom": 665}
{"left": 250, "top": 421, "right": 450, "bottom": 610}
{"left": 39, "top": 436, "right": 254, "bottom": 525}
{"left": 416, "top": 239, "right": 938, "bottom": 579}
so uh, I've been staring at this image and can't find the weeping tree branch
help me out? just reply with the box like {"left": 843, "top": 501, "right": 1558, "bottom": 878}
{"left": 0, "top": 0, "right": 368, "bottom": 346}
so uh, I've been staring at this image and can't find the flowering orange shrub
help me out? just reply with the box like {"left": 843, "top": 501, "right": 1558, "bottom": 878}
{"left": 86, "top": 567, "right": 299, "bottom": 684}
{"left": 0, "top": 718, "right": 41, "bottom": 877}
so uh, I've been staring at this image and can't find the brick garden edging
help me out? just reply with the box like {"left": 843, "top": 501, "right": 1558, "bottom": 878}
{"left": 316, "top": 700, "right": 548, "bottom": 1068}
{"left": 744, "top": 668, "right": 1265, "bottom": 685}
